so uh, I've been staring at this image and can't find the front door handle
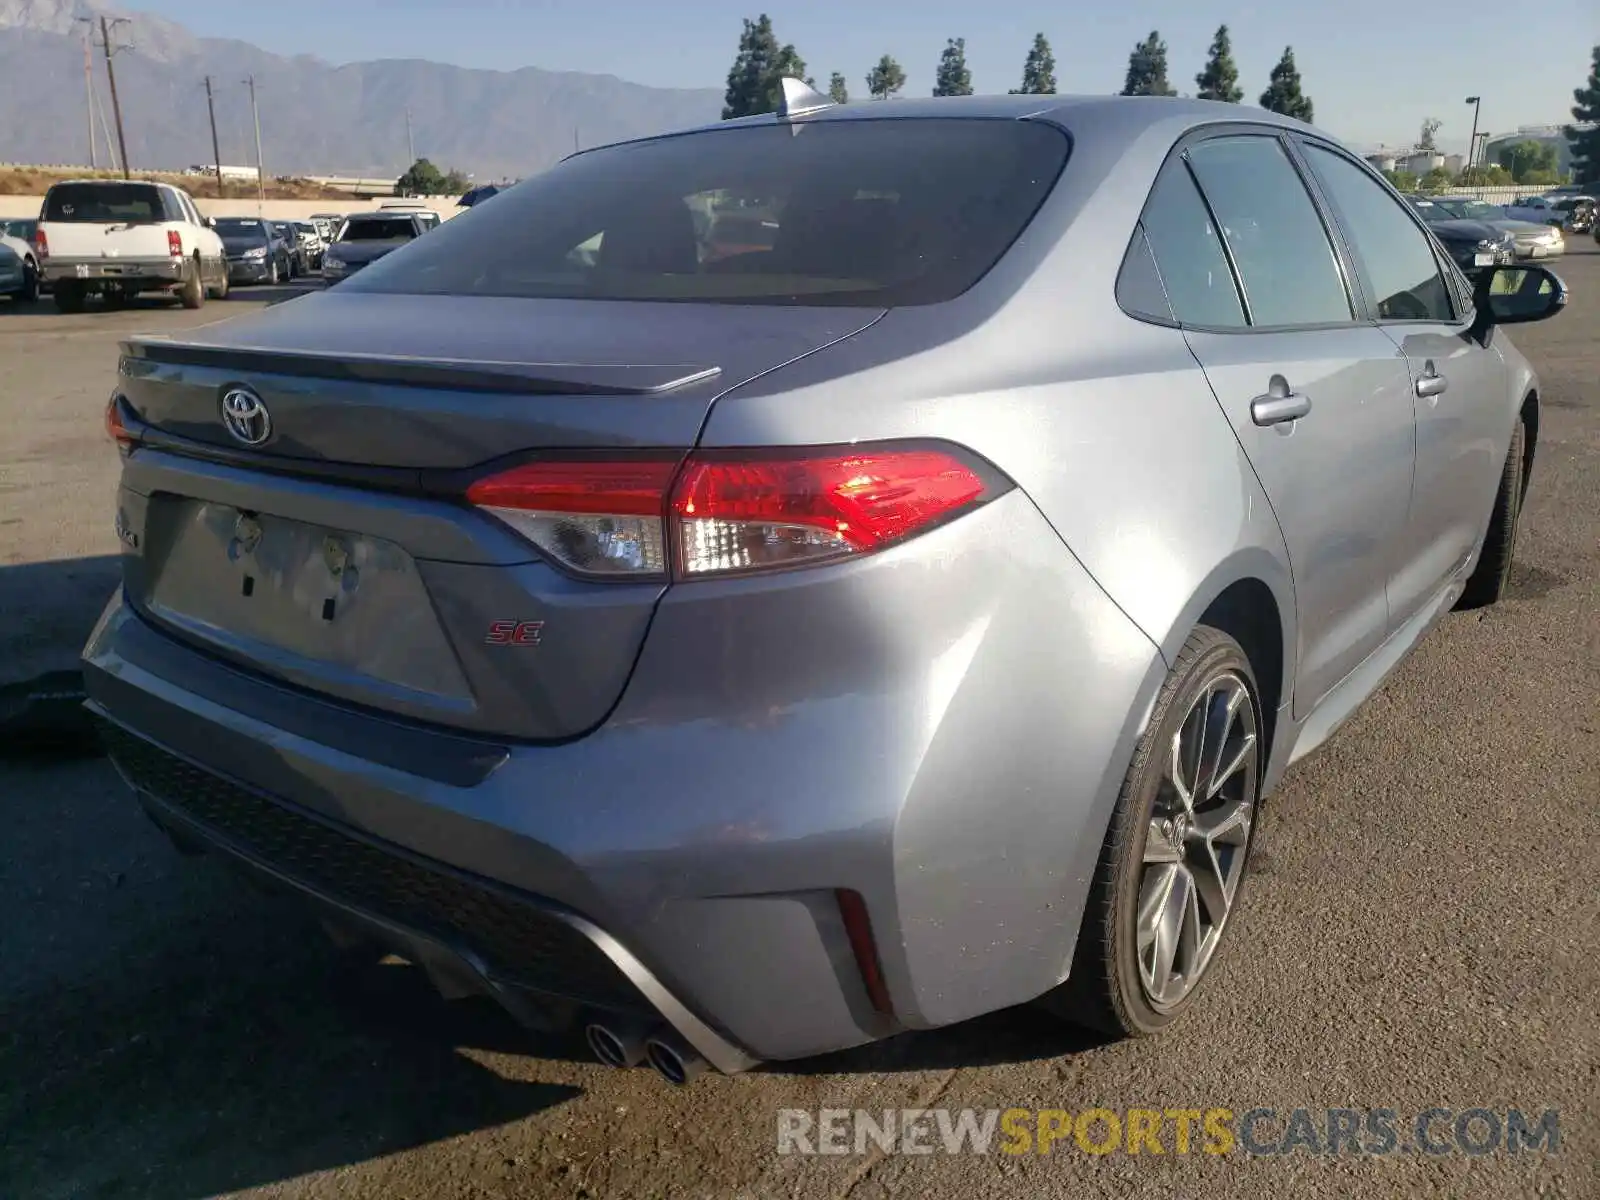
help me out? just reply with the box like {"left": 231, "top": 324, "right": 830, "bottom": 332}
{"left": 1415, "top": 364, "right": 1449, "bottom": 399}
{"left": 1250, "top": 390, "right": 1312, "bottom": 426}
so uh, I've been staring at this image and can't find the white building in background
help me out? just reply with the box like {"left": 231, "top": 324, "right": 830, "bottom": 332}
{"left": 1399, "top": 150, "right": 1445, "bottom": 176}
{"left": 1481, "top": 124, "right": 1593, "bottom": 176}
{"left": 187, "top": 164, "right": 261, "bottom": 180}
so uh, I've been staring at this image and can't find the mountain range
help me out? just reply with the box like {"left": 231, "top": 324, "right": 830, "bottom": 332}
{"left": 0, "top": 0, "right": 724, "bottom": 180}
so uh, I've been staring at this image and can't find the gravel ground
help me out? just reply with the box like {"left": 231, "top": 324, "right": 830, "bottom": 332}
{"left": 1, "top": 255, "right": 1596, "bottom": 1200}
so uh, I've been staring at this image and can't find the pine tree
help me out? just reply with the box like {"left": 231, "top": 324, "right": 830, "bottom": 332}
{"left": 933, "top": 37, "right": 973, "bottom": 97}
{"left": 1259, "top": 47, "right": 1314, "bottom": 123}
{"left": 1568, "top": 44, "right": 1600, "bottom": 185}
{"left": 765, "top": 43, "right": 811, "bottom": 111}
{"left": 722, "top": 15, "right": 779, "bottom": 119}
{"left": 1194, "top": 25, "right": 1242, "bottom": 103}
{"left": 1010, "top": 33, "right": 1057, "bottom": 95}
{"left": 828, "top": 72, "right": 849, "bottom": 104}
{"left": 1121, "top": 31, "right": 1176, "bottom": 97}
{"left": 866, "top": 54, "right": 907, "bottom": 101}
{"left": 721, "top": 15, "right": 810, "bottom": 118}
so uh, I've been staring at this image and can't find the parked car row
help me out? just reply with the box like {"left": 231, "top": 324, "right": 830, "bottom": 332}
{"left": 2, "top": 180, "right": 446, "bottom": 310}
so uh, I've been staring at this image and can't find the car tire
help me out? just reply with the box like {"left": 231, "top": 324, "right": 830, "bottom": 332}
{"left": 1043, "top": 626, "right": 1263, "bottom": 1038}
{"left": 1456, "top": 419, "right": 1526, "bottom": 610}
{"left": 17, "top": 260, "right": 40, "bottom": 302}
{"left": 53, "top": 282, "right": 86, "bottom": 313}
{"left": 179, "top": 258, "right": 205, "bottom": 310}
{"left": 207, "top": 269, "right": 229, "bottom": 300}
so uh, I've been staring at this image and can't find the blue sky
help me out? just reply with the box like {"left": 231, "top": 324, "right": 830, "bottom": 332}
{"left": 130, "top": 0, "right": 1596, "bottom": 152}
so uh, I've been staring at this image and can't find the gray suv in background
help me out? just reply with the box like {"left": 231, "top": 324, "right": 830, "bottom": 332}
{"left": 87, "top": 92, "right": 1564, "bottom": 1084}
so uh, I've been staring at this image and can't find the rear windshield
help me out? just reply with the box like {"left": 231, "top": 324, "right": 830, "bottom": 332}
{"left": 340, "top": 218, "right": 417, "bottom": 241}
{"left": 341, "top": 118, "right": 1071, "bottom": 306}
{"left": 44, "top": 182, "right": 175, "bottom": 223}
{"left": 215, "top": 218, "right": 267, "bottom": 239}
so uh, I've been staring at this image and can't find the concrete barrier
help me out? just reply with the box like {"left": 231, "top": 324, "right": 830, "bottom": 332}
{"left": 0, "top": 195, "right": 467, "bottom": 223}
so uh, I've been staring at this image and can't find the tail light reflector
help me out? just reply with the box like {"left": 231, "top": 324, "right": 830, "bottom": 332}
{"left": 465, "top": 443, "right": 1003, "bottom": 581}
{"left": 167, "top": 229, "right": 183, "bottom": 257}
{"left": 32, "top": 228, "right": 48, "bottom": 259}
{"left": 105, "top": 394, "right": 135, "bottom": 453}
{"left": 465, "top": 459, "right": 677, "bottom": 577}
{"left": 836, "top": 889, "right": 894, "bottom": 1015}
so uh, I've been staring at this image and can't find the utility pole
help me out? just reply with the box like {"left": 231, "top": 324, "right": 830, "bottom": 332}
{"left": 1464, "top": 96, "right": 1482, "bottom": 169}
{"left": 77, "top": 22, "right": 97, "bottom": 168}
{"left": 405, "top": 108, "right": 415, "bottom": 165}
{"left": 203, "top": 77, "right": 224, "bottom": 195}
{"left": 99, "top": 15, "right": 132, "bottom": 179}
{"left": 243, "top": 75, "right": 266, "bottom": 209}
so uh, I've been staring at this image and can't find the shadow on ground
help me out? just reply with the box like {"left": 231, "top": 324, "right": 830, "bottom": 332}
{"left": 0, "top": 799, "right": 581, "bottom": 1199}
{"left": 0, "top": 556, "right": 119, "bottom": 757}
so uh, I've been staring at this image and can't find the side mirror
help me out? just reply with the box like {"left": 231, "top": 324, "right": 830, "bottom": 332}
{"left": 203, "top": 216, "right": 216, "bottom": 229}
{"left": 1473, "top": 265, "right": 1567, "bottom": 334}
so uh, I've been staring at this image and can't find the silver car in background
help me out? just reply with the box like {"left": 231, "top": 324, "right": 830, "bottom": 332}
{"left": 1426, "top": 195, "right": 1565, "bottom": 259}
{"left": 87, "top": 91, "right": 1565, "bottom": 1083}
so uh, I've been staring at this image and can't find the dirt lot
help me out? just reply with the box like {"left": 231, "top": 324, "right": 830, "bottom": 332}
{"left": 1, "top": 255, "right": 1597, "bottom": 1200}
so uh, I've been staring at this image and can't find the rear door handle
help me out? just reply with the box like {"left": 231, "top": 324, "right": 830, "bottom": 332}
{"left": 1250, "top": 391, "right": 1312, "bottom": 426}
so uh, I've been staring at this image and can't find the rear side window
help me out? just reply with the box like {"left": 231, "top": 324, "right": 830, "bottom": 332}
{"left": 1184, "top": 136, "right": 1353, "bottom": 327}
{"left": 340, "top": 119, "right": 1071, "bottom": 306}
{"left": 1137, "top": 162, "right": 1246, "bottom": 328}
{"left": 1300, "top": 144, "right": 1455, "bottom": 323}
{"left": 44, "top": 182, "right": 166, "bottom": 223}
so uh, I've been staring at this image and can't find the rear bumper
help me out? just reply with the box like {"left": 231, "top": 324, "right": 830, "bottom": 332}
{"left": 83, "top": 489, "right": 1165, "bottom": 1063}
{"left": 43, "top": 257, "right": 184, "bottom": 286}
{"left": 227, "top": 259, "right": 274, "bottom": 282}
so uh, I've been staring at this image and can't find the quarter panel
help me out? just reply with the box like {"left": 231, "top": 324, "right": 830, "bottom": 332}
{"left": 697, "top": 312, "right": 1297, "bottom": 729}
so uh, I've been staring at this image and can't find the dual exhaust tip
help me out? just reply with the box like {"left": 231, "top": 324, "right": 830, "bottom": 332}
{"left": 584, "top": 1020, "right": 707, "bottom": 1086}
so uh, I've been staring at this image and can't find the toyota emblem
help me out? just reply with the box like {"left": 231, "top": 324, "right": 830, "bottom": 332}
{"left": 220, "top": 386, "right": 272, "bottom": 446}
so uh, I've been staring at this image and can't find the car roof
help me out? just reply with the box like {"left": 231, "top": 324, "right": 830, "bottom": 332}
{"left": 658, "top": 93, "right": 1317, "bottom": 145}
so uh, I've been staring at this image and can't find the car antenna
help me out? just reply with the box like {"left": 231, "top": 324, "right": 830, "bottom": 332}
{"left": 776, "top": 77, "right": 835, "bottom": 120}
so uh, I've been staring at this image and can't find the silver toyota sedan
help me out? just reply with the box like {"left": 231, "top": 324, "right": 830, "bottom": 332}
{"left": 86, "top": 88, "right": 1566, "bottom": 1084}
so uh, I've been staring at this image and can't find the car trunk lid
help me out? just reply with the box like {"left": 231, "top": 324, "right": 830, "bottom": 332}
{"left": 113, "top": 290, "right": 883, "bottom": 740}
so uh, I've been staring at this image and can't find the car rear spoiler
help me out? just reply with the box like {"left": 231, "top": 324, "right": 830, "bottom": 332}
{"left": 119, "top": 338, "right": 721, "bottom": 397}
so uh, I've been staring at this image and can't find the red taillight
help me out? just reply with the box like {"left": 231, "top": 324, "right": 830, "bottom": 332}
{"left": 105, "top": 395, "right": 135, "bottom": 453}
{"left": 672, "top": 448, "right": 989, "bottom": 575}
{"left": 464, "top": 443, "right": 1001, "bottom": 581}
{"left": 32, "top": 228, "right": 47, "bottom": 259}
{"left": 167, "top": 229, "right": 183, "bottom": 257}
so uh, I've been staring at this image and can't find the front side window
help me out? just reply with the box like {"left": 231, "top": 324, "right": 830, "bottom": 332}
{"left": 1185, "top": 136, "right": 1354, "bottom": 327}
{"left": 340, "top": 119, "right": 1071, "bottom": 306}
{"left": 1301, "top": 143, "right": 1455, "bottom": 323}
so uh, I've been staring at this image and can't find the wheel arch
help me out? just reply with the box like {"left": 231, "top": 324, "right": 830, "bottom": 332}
{"left": 1197, "top": 577, "right": 1286, "bottom": 764}
{"left": 1151, "top": 552, "right": 1296, "bottom": 775}
{"left": 1519, "top": 389, "right": 1539, "bottom": 508}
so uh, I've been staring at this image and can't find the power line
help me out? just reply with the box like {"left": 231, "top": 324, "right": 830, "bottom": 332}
{"left": 77, "top": 22, "right": 96, "bottom": 169}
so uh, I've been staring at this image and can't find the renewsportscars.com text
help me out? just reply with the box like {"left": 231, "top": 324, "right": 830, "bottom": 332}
{"left": 777, "top": 1107, "right": 1561, "bottom": 1158}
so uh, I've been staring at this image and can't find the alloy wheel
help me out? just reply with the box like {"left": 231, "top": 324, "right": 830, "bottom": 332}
{"left": 1136, "top": 670, "right": 1259, "bottom": 1012}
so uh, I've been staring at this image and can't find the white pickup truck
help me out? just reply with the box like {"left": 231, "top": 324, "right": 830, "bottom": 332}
{"left": 34, "top": 179, "right": 229, "bottom": 312}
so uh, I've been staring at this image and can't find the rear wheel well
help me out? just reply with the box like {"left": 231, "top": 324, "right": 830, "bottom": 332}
{"left": 1519, "top": 391, "right": 1539, "bottom": 507}
{"left": 1198, "top": 579, "right": 1284, "bottom": 760}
